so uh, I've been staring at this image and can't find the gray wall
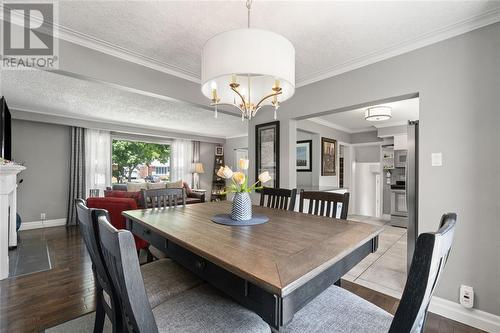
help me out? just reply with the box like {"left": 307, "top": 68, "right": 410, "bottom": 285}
{"left": 354, "top": 145, "right": 381, "bottom": 163}
{"left": 198, "top": 142, "right": 215, "bottom": 196}
{"left": 12, "top": 119, "right": 70, "bottom": 223}
{"left": 296, "top": 120, "right": 352, "bottom": 187}
{"left": 223, "top": 136, "right": 249, "bottom": 171}
{"left": 296, "top": 130, "right": 314, "bottom": 186}
{"left": 250, "top": 22, "right": 500, "bottom": 315}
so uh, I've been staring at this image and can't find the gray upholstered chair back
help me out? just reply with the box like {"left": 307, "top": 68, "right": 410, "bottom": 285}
{"left": 75, "top": 199, "right": 112, "bottom": 296}
{"left": 97, "top": 214, "right": 159, "bottom": 333}
{"left": 389, "top": 213, "right": 457, "bottom": 333}
{"left": 298, "top": 190, "right": 350, "bottom": 219}
{"left": 75, "top": 199, "right": 122, "bottom": 331}
{"left": 141, "top": 188, "right": 186, "bottom": 209}
{"left": 259, "top": 187, "right": 297, "bottom": 211}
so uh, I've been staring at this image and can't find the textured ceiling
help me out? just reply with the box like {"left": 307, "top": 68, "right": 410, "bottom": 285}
{"left": 311, "top": 98, "right": 419, "bottom": 133}
{"left": 57, "top": 1, "right": 500, "bottom": 85}
{"left": 2, "top": 70, "right": 247, "bottom": 138}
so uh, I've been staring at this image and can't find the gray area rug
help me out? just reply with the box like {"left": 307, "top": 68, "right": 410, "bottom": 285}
{"left": 45, "top": 312, "right": 112, "bottom": 333}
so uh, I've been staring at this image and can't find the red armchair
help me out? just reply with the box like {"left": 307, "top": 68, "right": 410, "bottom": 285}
{"left": 86, "top": 197, "right": 148, "bottom": 252}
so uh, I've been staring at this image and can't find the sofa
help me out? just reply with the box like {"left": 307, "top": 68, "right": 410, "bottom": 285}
{"left": 86, "top": 197, "right": 149, "bottom": 252}
{"left": 106, "top": 182, "right": 205, "bottom": 205}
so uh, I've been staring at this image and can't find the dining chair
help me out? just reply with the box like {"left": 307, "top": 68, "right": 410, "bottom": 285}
{"left": 141, "top": 188, "right": 186, "bottom": 259}
{"left": 75, "top": 198, "right": 121, "bottom": 333}
{"left": 76, "top": 199, "right": 202, "bottom": 332}
{"left": 141, "top": 188, "right": 186, "bottom": 209}
{"left": 282, "top": 213, "right": 457, "bottom": 333}
{"left": 97, "top": 214, "right": 271, "bottom": 333}
{"left": 298, "top": 190, "right": 350, "bottom": 219}
{"left": 259, "top": 187, "right": 297, "bottom": 211}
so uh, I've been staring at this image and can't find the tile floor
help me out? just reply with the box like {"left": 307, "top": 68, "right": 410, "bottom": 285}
{"left": 344, "top": 214, "right": 408, "bottom": 299}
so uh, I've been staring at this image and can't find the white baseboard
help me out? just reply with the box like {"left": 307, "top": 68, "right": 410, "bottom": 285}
{"left": 19, "top": 218, "right": 67, "bottom": 230}
{"left": 429, "top": 296, "right": 500, "bottom": 333}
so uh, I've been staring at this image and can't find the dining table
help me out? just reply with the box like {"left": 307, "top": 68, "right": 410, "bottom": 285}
{"left": 123, "top": 201, "right": 382, "bottom": 331}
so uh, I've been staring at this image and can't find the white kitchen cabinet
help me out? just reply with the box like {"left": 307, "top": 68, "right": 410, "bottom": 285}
{"left": 393, "top": 134, "right": 408, "bottom": 150}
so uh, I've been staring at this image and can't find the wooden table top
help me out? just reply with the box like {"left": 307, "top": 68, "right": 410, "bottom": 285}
{"left": 123, "top": 201, "right": 382, "bottom": 296}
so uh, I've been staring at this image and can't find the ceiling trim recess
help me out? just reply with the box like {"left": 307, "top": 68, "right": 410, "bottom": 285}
{"left": 5, "top": 5, "right": 500, "bottom": 88}
{"left": 9, "top": 105, "right": 234, "bottom": 141}
{"left": 296, "top": 7, "right": 500, "bottom": 86}
{"left": 308, "top": 117, "right": 410, "bottom": 133}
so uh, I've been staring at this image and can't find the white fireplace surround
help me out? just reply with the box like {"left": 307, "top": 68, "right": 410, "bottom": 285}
{"left": 0, "top": 164, "right": 25, "bottom": 280}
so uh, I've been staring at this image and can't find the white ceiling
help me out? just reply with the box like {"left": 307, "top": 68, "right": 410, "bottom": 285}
{"left": 2, "top": 70, "right": 247, "bottom": 139}
{"left": 56, "top": 1, "right": 500, "bottom": 85}
{"left": 309, "top": 98, "right": 419, "bottom": 133}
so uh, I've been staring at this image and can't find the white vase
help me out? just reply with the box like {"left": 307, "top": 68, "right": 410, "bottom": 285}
{"left": 231, "top": 192, "right": 252, "bottom": 221}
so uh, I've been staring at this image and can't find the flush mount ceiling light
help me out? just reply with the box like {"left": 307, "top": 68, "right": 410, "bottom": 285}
{"left": 201, "top": 0, "right": 295, "bottom": 121}
{"left": 365, "top": 106, "right": 392, "bottom": 122}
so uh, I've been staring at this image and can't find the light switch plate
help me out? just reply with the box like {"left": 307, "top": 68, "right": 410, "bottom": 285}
{"left": 431, "top": 153, "right": 443, "bottom": 167}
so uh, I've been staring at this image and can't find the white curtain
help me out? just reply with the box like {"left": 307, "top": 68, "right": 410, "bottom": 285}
{"left": 85, "top": 129, "right": 111, "bottom": 196}
{"left": 171, "top": 139, "right": 193, "bottom": 183}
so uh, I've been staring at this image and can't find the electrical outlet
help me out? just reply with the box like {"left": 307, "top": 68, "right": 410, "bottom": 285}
{"left": 460, "top": 285, "right": 474, "bottom": 309}
{"left": 40, "top": 213, "right": 46, "bottom": 220}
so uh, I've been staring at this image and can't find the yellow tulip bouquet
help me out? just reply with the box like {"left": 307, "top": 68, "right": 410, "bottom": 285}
{"left": 217, "top": 159, "right": 272, "bottom": 194}
{"left": 216, "top": 159, "right": 272, "bottom": 221}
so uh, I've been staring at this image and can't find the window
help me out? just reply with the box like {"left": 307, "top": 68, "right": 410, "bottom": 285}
{"left": 111, "top": 139, "right": 171, "bottom": 184}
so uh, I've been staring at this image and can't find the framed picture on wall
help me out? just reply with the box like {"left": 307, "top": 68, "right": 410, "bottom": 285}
{"left": 255, "top": 121, "right": 280, "bottom": 188}
{"left": 215, "top": 146, "right": 224, "bottom": 156}
{"left": 296, "top": 140, "right": 312, "bottom": 172}
{"left": 321, "top": 137, "right": 337, "bottom": 176}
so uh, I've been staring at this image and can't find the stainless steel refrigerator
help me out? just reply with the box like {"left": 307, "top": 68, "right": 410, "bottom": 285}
{"left": 406, "top": 120, "right": 419, "bottom": 270}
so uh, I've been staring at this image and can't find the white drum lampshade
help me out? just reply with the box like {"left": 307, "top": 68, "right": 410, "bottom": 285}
{"left": 365, "top": 106, "right": 392, "bottom": 122}
{"left": 201, "top": 28, "right": 295, "bottom": 108}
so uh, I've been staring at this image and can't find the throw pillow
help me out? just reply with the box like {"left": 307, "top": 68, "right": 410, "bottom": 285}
{"left": 127, "top": 182, "right": 147, "bottom": 192}
{"left": 147, "top": 182, "right": 166, "bottom": 190}
{"left": 166, "top": 180, "right": 183, "bottom": 188}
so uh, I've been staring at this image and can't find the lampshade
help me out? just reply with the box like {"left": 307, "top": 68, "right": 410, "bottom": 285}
{"left": 193, "top": 162, "right": 205, "bottom": 174}
{"left": 201, "top": 28, "right": 295, "bottom": 108}
{"left": 365, "top": 106, "right": 392, "bottom": 122}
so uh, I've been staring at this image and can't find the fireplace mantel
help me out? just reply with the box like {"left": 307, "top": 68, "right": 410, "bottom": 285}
{"left": 0, "top": 164, "right": 26, "bottom": 280}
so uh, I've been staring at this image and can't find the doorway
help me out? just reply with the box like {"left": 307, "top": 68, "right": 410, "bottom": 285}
{"left": 296, "top": 96, "right": 419, "bottom": 299}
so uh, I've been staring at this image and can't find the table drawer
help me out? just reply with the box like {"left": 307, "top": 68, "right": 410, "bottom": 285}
{"left": 128, "top": 220, "right": 167, "bottom": 251}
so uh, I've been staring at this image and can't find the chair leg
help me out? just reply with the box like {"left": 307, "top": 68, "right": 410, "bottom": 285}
{"left": 94, "top": 288, "right": 106, "bottom": 333}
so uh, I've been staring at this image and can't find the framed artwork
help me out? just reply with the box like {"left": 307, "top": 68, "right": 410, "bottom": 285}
{"left": 321, "top": 137, "right": 337, "bottom": 176}
{"left": 296, "top": 140, "right": 312, "bottom": 172}
{"left": 215, "top": 146, "right": 224, "bottom": 156}
{"left": 255, "top": 121, "right": 279, "bottom": 188}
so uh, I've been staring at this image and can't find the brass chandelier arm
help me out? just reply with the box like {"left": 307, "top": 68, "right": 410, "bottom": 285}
{"left": 253, "top": 91, "right": 282, "bottom": 115}
{"left": 230, "top": 85, "right": 247, "bottom": 107}
{"left": 210, "top": 102, "right": 246, "bottom": 114}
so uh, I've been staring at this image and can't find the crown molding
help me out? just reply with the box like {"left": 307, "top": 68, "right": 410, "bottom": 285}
{"left": 56, "top": 26, "right": 201, "bottom": 84}
{"left": 296, "top": 7, "right": 500, "bottom": 87}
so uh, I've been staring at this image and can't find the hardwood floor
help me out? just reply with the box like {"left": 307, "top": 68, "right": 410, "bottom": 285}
{"left": 0, "top": 226, "right": 484, "bottom": 332}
